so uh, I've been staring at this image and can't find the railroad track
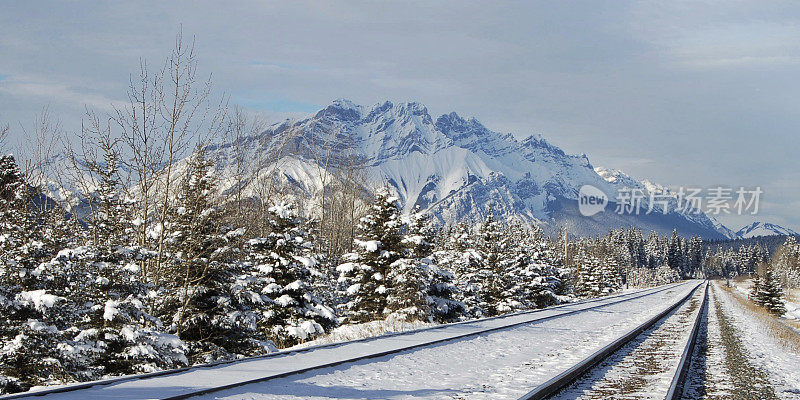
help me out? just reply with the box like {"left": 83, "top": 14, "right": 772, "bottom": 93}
{"left": 518, "top": 281, "right": 708, "bottom": 400}
{"left": 2, "top": 280, "right": 699, "bottom": 400}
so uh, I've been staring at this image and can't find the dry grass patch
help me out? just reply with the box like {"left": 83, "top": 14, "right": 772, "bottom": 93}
{"left": 785, "top": 289, "right": 800, "bottom": 303}
{"left": 716, "top": 281, "right": 800, "bottom": 353}
{"left": 730, "top": 275, "right": 751, "bottom": 284}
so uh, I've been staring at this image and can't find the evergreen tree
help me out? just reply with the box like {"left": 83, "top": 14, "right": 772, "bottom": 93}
{"left": 89, "top": 146, "right": 127, "bottom": 248}
{"left": 629, "top": 228, "right": 647, "bottom": 270}
{"left": 437, "top": 223, "right": 486, "bottom": 318}
{"left": 505, "top": 224, "right": 562, "bottom": 309}
{"left": 774, "top": 236, "right": 800, "bottom": 288}
{"left": 686, "top": 236, "right": 704, "bottom": 278}
{"left": 426, "top": 264, "right": 464, "bottom": 322}
{"left": 750, "top": 270, "right": 762, "bottom": 302}
{"left": 159, "top": 149, "right": 257, "bottom": 363}
{"left": 574, "top": 247, "right": 601, "bottom": 297}
{"left": 336, "top": 188, "right": 404, "bottom": 323}
{"left": 386, "top": 209, "right": 433, "bottom": 322}
{"left": 68, "top": 144, "right": 188, "bottom": 378}
{"left": 245, "top": 202, "right": 336, "bottom": 347}
{"left": 598, "top": 256, "right": 621, "bottom": 294}
{"left": 667, "top": 229, "right": 685, "bottom": 276}
{"left": 752, "top": 263, "right": 786, "bottom": 316}
{"left": 476, "top": 214, "right": 517, "bottom": 315}
{"left": 645, "top": 231, "right": 667, "bottom": 269}
{"left": 387, "top": 209, "right": 465, "bottom": 323}
{"left": 0, "top": 155, "right": 81, "bottom": 393}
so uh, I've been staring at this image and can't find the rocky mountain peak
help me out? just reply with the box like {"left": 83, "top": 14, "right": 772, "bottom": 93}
{"left": 314, "top": 98, "right": 363, "bottom": 122}
{"left": 209, "top": 99, "right": 736, "bottom": 239}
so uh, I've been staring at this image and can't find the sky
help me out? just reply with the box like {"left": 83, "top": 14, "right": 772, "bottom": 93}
{"left": 1, "top": 1, "right": 799, "bottom": 231}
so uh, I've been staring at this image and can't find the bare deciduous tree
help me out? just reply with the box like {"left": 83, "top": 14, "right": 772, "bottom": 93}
{"left": 0, "top": 123, "right": 9, "bottom": 152}
{"left": 222, "top": 106, "right": 273, "bottom": 235}
{"left": 111, "top": 30, "right": 228, "bottom": 288}
{"left": 64, "top": 111, "right": 123, "bottom": 244}
{"left": 17, "top": 108, "right": 66, "bottom": 215}
{"left": 299, "top": 121, "right": 370, "bottom": 257}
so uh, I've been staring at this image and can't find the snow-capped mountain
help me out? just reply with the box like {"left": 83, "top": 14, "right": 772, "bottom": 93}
{"left": 207, "top": 99, "right": 731, "bottom": 239}
{"left": 592, "top": 167, "right": 718, "bottom": 229}
{"left": 736, "top": 222, "right": 799, "bottom": 238}
{"left": 711, "top": 218, "right": 739, "bottom": 240}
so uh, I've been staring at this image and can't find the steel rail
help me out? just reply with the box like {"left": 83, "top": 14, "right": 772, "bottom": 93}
{"left": 665, "top": 282, "right": 708, "bottom": 400}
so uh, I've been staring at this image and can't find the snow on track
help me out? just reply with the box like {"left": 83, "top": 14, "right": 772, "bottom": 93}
{"left": 184, "top": 282, "right": 699, "bottom": 400}
{"left": 549, "top": 283, "right": 705, "bottom": 399}
{"left": 2, "top": 282, "right": 697, "bottom": 400}
{"left": 681, "top": 287, "right": 733, "bottom": 399}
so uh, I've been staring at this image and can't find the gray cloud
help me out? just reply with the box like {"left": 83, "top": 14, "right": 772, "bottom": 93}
{"left": 1, "top": 0, "right": 798, "bottom": 230}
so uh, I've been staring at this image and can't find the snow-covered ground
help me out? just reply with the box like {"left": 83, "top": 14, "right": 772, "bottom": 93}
{"left": 288, "top": 320, "right": 437, "bottom": 350}
{"left": 712, "top": 282, "right": 800, "bottom": 399}
{"left": 3, "top": 282, "right": 697, "bottom": 400}
{"left": 185, "top": 282, "right": 698, "bottom": 400}
{"left": 783, "top": 288, "right": 800, "bottom": 323}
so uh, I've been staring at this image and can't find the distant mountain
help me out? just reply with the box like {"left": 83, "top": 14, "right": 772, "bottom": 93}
{"left": 592, "top": 167, "right": 727, "bottom": 237}
{"left": 199, "top": 99, "right": 733, "bottom": 239}
{"left": 711, "top": 218, "right": 739, "bottom": 240}
{"left": 736, "top": 222, "right": 799, "bottom": 238}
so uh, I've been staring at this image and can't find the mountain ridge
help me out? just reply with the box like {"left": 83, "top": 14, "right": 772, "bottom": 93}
{"left": 736, "top": 221, "right": 799, "bottom": 238}
{"left": 205, "top": 99, "right": 735, "bottom": 239}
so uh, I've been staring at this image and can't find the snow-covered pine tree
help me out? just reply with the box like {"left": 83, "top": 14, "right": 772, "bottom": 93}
{"left": 404, "top": 207, "right": 435, "bottom": 259}
{"left": 628, "top": 227, "right": 647, "bottom": 270}
{"left": 598, "top": 256, "right": 621, "bottom": 294}
{"left": 667, "top": 229, "right": 685, "bottom": 277}
{"left": 158, "top": 149, "right": 258, "bottom": 363}
{"left": 574, "top": 246, "right": 602, "bottom": 297}
{"left": 504, "top": 223, "right": 561, "bottom": 309}
{"left": 686, "top": 236, "right": 704, "bottom": 278}
{"left": 336, "top": 187, "right": 404, "bottom": 323}
{"left": 750, "top": 269, "right": 762, "bottom": 302}
{"left": 48, "top": 244, "right": 187, "bottom": 380}
{"left": 654, "top": 264, "right": 680, "bottom": 285}
{"left": 476, "top": 214, "right": 517, "bottom": 315}
{"left": 385, "top": 208, "right": 433, "bottom": 322}
{"left": 0, "top": 155, "right": 80, "bottom": 393}
{"left": 385, "top": 257, "right": 430, "bottom": 322}
{"left": 606, "top": 229, "right": 631, "bottom": 280}
{"left": 435, "top": 222, "right": 485, "bottom": 318}
{"left": 752, "top": 263, "right": 786, "bottom": 316}
{"left": 90, "top": 146, "right": 127, "bottom": 249}
{"left": 67, "top": 144, "right": 187, "bottom": 378}
{"left": 245, "top": 202, "right": 336, "bottom": 347}
{"left": 426, "top": 265, "right": 464, "bottom": 322}
{"left": 774, "top": 236, "right": 800, "bottom": 288}
{"left": 645, "top": 231, "right": 667, "bottom": 269}
{"left": 296, "top": 217, "right": 341, "bottom": 311}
